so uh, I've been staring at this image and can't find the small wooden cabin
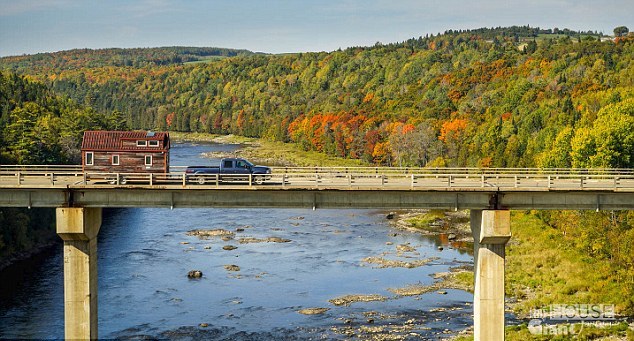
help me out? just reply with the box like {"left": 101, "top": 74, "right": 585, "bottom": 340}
{"left": 81, "top": 131, "right": 170, "bottom": 173}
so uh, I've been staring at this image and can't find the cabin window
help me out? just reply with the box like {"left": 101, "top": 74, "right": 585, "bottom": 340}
{"left": 149, "top": 140, "right": 159, "bottom": 147}
{"left": 145, "top": 155, "right": 152, "bottom": 166}
{"left": 86, "top": 152, "right": 94, "bottom": 165}
{"left": 137, "top": 140, "right": 148, "bottom": 147}
{"left": 112, "top": 155, "right": 120, "bottom": 165}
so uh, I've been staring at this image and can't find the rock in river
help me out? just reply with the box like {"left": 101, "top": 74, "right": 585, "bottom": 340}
{"left": 223, "top": 245, "right": 238, "bottom": 251}
{"left": 187, "top": 270, "right": 203, "bottom": 278}
{"left": 186, "top": 229, "right": 235, "bottom": 239}
{"left": 297, "top": 307, "right": 330, "bottom": 315}
{"left": 224, "top": 264, "right": 241, "bottom": 272}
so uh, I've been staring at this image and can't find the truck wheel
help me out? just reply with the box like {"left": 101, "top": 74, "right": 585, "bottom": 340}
{"left": 254, "top": 176, "right": 265, "bottom": 185}
{"left": 197, "top": 176, "right": 206, "bottom": 185}
{"left": 120, "top": 177, "right": 127, "bottom": 185}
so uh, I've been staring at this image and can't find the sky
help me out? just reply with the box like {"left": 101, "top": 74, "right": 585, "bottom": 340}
{"left": 1, "top": 0, "right": 633, "bottom": 57}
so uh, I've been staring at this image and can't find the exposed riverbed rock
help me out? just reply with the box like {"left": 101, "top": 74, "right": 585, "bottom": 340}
{"left": 388, "top": 284, "right": 436, "bottom": 296}
{"left": 297, "top": 307, "right": 330, "bottom": 315}
{"left": 362, "top": 256, "right": 438, "bottom": 269}
{"left": 267, "top": 237, "right": 291, "bottom": 243}
{"left": 390, "top": 209, "right": 472, "bottom": 242}
{"left": 237, "top": 237, "right": 292, "bottom": 244}
{"left": 187, "top": 229, "right": 235, "bottom": 239}
{"left": 396, "top": 243, "right": 417, "bottom": 254}
{"left": 224, "top": 264, "right": 241, "bottom": 272}
{"left": 222, "top": 245, "right": 238, "bottom": 251}
{"left": 187, "top": 270, "right": 203, "bottom": 278}
{"left": 329, "top": 294, "right": 388, "bottom": 307}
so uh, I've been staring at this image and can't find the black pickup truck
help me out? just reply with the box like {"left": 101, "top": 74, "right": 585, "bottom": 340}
{"left": 185, "top": 158, "right": 272, "bottom": 184}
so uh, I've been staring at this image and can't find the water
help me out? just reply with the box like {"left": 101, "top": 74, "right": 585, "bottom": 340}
{"left": 0, "top": 142, "right": 474, "bottom": 340}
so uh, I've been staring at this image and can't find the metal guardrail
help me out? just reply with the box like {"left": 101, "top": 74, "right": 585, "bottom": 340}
{"left": 1, "top": 165, "right": 633, "bottom": 191}
{"left": 3, "top": 165, "right": 634, "bottom": 175}
{"left": 269, "top": 166, "right": 634, "bottom": 175}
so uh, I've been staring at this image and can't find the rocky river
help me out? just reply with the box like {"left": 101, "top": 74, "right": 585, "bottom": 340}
{"left": 0, "top": 143, "right": 476, "bottom": 340}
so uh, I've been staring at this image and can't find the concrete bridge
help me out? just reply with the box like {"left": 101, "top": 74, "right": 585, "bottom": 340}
{"left": 2, "top": 165, "right": 634, "bottom": 340}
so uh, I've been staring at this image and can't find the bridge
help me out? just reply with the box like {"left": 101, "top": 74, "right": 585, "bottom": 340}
{"left": 2, "top": 165, "right": 634, "bottom": 340}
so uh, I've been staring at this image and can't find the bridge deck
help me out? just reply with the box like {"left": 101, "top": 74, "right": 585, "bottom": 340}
{"left": 1, "top": 167, "right": 633, "bottom": 210}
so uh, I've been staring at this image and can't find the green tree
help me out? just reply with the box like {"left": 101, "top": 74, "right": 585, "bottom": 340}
{"left": 614, "top": 26, "right": 629, "bottom": 37}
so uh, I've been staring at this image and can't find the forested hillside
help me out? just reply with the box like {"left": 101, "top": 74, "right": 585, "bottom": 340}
{"left": 2, "top": 26, "right": 632, "bottom": 168}
{"left": 0, "top": 46, "right": 254, "bottom": 75}
{"left": 0, "top": 71, "right": 115, "bottom": 265}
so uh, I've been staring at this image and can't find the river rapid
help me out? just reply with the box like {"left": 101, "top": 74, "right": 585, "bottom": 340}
{"left": 0, "top": 143, "right": 474, "bottom": 340}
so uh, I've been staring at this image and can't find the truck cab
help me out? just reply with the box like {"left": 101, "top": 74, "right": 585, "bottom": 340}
{"left": 185, "top": 158, "right": 271, "bottom": 184}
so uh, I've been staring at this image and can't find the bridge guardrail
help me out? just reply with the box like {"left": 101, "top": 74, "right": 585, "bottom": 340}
{"left": 4, "top": 165, "right": 634, "bottom": 176}
{"left": 1, "top": 166, "right": 634, "bottom": 191}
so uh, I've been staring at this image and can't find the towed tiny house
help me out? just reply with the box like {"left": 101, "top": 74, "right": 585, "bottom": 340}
{"left": 81, "top": 131, "right": 170, "bottom": 173}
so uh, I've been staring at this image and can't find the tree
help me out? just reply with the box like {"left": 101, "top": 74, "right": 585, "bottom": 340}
{"left": 108, "top": 110, "right": 128, "bottom": 130}
{"left": 570, "top": 99, "right": 634, "bottom": 168}
{"left": 614, "top": 26, "right": 629, "bottom": 37}
{"left": 539, "top": 127, "right": 574, "bottom": 168}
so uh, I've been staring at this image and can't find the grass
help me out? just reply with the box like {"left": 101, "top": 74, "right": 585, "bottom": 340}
{"left": 404, "top": 210, "right": 634, "bottom": 340}
{"left": 404, "top": 210, "right": 447, "bottom": 231}
{"left": 505, "top": 212, "right": 630, "bottom": 317}
{"left": 243, "top": 139, "right": 366, "bottom": 167}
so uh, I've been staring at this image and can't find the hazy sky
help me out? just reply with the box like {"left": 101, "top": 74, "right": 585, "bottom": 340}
{"left": 1, "top": 0, "right": 632, "bottom": 57}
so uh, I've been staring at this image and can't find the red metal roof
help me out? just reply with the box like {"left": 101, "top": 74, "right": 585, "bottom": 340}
{"left": 81, "top": 131, "right": 169, "bottom": 152}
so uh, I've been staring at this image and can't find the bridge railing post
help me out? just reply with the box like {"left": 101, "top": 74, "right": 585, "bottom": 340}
{"left": 471, "top": 209, "right": 511, "bottom": 341}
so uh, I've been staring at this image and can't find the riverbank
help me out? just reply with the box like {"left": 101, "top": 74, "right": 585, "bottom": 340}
{"left": 169, "top": 132, "right": 365, "bottom": 167}
{"left": 391, "top": 210, "right": 634, "bottom": 340}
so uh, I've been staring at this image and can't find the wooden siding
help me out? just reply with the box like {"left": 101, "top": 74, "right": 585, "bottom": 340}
{"left": 83, "top": 151, "right": 169, "bottom": 173}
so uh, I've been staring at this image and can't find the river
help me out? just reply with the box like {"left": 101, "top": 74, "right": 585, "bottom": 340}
{"left": 0, "top": 143, "right": 474, "bottom": 340}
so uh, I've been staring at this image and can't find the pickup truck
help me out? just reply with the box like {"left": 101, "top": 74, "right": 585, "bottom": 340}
{"left": 185, "top": 158, "right": 272, "bottom": 184}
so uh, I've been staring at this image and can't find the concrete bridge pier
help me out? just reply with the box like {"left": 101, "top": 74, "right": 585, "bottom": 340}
{"left": 470, "top": 209, "right": 511, "bottom": 341}
{"left": 56, "top": 207, "right": 102, "bottom": 340}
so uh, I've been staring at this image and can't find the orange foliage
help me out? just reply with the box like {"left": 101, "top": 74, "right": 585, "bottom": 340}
{"left": 166, "top": 112, "right": 175, "bottom": 127}
{"left": 478, "top": 157, "right": 493, "bottom": 168}
{"left": 236, "top": 110, "right": 245, "bottom": 130}
{"left": 439, "top": 118, "right": 468, "bottom": 142}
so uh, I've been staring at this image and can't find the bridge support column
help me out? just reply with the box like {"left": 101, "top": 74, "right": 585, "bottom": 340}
{"left": 56, "top": 207, "right": 102, "bottom": 340}
{"left": 470, "top": 209, "right": 511, "bottom": 341}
